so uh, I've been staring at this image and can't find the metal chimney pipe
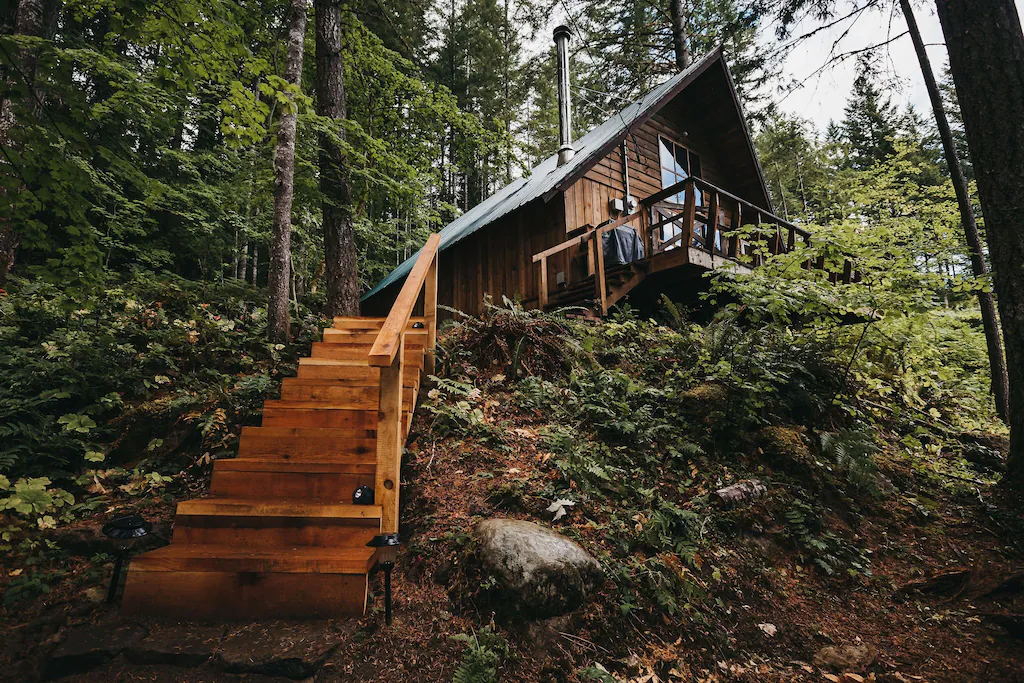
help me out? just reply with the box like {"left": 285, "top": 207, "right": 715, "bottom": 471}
{"left": 553, "top": 25, "right": 575, "bottom": 166}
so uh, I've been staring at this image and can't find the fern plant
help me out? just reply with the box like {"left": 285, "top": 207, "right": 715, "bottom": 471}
{"left": 450, "top": 626, "right": 510, "bottom": 683}
{"left": 820, "top": 428, "right": 881, "bottom": 496}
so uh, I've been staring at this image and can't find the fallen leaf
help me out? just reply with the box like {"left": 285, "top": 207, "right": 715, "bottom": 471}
{"left": 757, "top": 623, "right": 777, "bottom": 637}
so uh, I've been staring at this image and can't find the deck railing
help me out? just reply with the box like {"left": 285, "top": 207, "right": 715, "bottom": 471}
{"left": 368, "top": 232, "right": 440, "bottom": 534}
{"left": 532, "top": 177, "right": 853, "bottom": 314}
{"left": 642, "top": 176, "right": 812, "bottom": 264}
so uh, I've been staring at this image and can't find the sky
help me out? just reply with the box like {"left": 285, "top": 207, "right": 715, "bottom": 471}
{"left": 767, "top": 1, "right": 1024, "bottom": 133}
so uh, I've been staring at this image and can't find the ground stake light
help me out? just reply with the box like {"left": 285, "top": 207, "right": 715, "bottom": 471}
{"left": 102, "top": 515, "right": 151, "bottom": 603}
{"left": 366, "top": 533, "right": 401, "bottom": 625}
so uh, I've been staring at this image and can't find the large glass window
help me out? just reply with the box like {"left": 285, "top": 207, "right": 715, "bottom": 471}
{"left": 657, "top": 137, "right": 703, "bottom": 248}
{"left": 658, "top": 137, "right": 701, "bottom": 202}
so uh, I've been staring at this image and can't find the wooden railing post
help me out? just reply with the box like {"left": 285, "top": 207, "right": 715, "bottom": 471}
{"left": 424, "top": 254, "right": 437, "bottom": 376}
{"left": 538, "top": 257, "right": 549, "bottom": 310}
{"left": 708, "top": 190, "right": 720, "bottom": 254}
{"left": 594, "top": 229, "right": 608, "bottom": 315}
{"left": 682, "top": 179, "right": 696, "bottom": 250}
{"left": 376, "top": 334, "right": 404, "bottom": 535}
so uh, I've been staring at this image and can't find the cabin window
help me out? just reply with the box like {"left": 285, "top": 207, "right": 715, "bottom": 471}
{"left": 658, "top": 137, "right": 701, "bottom": 203}
{"left": 658, "top": 137, "right": 703, "bottom": 249}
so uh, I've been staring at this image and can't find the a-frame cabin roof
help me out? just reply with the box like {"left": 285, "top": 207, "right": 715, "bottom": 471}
{"left": 363, "top": 46, "right": 770, "bottom": 302}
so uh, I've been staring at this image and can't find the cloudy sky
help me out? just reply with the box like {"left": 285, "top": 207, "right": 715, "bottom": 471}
{"left": 769, "top": 1, "right": 1024, "bottom": 132}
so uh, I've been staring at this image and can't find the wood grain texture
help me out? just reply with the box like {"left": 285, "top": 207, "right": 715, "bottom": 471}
{"left": 122, "top": 571, "right": 368, "bottom": 620}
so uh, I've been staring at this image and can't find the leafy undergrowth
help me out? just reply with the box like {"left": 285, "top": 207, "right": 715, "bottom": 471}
{"left": 363, "top": 302, "right": 1024, "bottom": 682}
{"left": 0, "top": 298, "right": 1022, "bottom": 682}
{"left": 0, "top": 274, "right": 325, "bottom": 615}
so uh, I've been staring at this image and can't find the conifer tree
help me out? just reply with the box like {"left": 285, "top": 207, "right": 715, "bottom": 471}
{"left": 838, "top": 56, "right": 899, "bottom": 170}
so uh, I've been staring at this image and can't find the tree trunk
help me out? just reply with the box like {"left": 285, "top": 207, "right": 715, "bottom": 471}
{"left": 901, "top": 0, "right": 1010, "bottom": 423}
{"left": 316, "top": 0, "right": 360, "bottom": 317}
{"left": 0, "top": 0, "right": 47, "bottom": 287}
{"left": 267, "top": 0, "right": 307, "bottom": 342}
{"left": 934, "top": 0, "right": 1024, "bottom": 487}
{"left": 668, "top": 0, "right": 691, "bottom": 70}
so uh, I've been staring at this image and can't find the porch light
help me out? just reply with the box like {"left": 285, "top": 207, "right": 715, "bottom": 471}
{"left": 366, "top": 533, "right": 401, "bottom": 625}
{"left": 102, "top": 515, "right": 151, "bottom": 603}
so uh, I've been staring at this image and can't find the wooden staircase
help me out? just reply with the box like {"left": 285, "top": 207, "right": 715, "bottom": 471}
{"left": 121, "top": 235, "right": 441, "bottom": 621}
{"left": 548, "top": 261, "right": 647, "bottom": 313}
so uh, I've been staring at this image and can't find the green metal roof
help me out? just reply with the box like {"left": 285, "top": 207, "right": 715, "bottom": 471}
{"left": 362, "top": 48, "right": 734, "bottom": 302}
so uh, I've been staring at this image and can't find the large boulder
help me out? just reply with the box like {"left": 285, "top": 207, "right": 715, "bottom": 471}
{"left": 475, "top": 518, "right": 603, "bottom": 618}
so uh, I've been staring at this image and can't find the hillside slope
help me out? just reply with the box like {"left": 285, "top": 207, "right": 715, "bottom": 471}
{"left": 1, "top": 293, "right": 1022, "bottom": 682}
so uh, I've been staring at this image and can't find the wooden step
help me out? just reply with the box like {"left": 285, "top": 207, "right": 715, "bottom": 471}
{"left": 172, "top": 498, "right": 382, "bottom": 548}
{"left": 130, "top": 544, "right": 376, "bottom": 573}
{"left": 322, "top": 329, "right": 426, "bottom": 343}
{"left": 278, "top": 381, "right": 416, "bottom": 406}
{"left": 121, "top": 545, "right": 373, "bottom": 619}
{"left": 297, "top": 359, "right": 421, "bottom": 383}
{"left": 176, "top": 498, "right": 383, "bottom": 520}
{"left": 262, "top": 407, "right": 412, "bottom": 431}
{"left": 211, "top": 459, "right": 375, "bottom": 502}
{"left": 310, "top": 342, "right": 426, "bottom": 365}
{"left": 332, "top": 316, "right": 425, "bottom": 330}
{"left": 237, "top": 426, "right": 378, "bottom": 460}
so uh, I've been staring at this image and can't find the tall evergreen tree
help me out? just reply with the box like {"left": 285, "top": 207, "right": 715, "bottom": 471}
{"left": 838, "top": 56, "right": 899, "bottom": 169}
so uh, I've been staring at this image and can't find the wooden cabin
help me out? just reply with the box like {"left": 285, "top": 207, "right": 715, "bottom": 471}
{"left": 363, "top": 45, "right": 813, "bottom": 318}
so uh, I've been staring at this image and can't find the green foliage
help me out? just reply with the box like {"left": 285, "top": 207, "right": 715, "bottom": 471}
{"left": 0, "top": 274, "right": 322, "bottom": 495}
{"left": 821, "top": 428, "right": 881, "bottom": 496}
{"left": 784, "top": 500, "right": 871, "bottom": 577}
{"left": 450, "top": 626, "right": 511, "bottom": 683}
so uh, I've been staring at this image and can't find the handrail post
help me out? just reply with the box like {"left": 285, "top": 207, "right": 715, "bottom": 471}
{"left": 682, "top": 179, "right": 696, "bottom": 251}
{"left": 538, "top": 257, "right": 549, "bottom": 310}
{"left": 708, "top": 190, "right": 720, "bottom": 254}
{"left": 376, "top": 334, "right": 404, "bottom": 535}
{"left": 424, "top": 253, "right": 437, "bottom": 376}
{"left": 593, "top": 229, "right": 607, "bottom": 315}
{"left": 640, "top": 203, "right": 650, "bottom": 257}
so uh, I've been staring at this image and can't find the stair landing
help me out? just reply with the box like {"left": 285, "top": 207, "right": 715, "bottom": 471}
{"left": 121, "top": 317, "right": 424, "bottom": 620}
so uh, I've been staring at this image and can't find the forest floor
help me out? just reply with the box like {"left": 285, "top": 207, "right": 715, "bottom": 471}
{"left": 2, "top": 313, "right": 1024, "bottom": 682}
{"left": 3, "top": 399, "right": 1022, "bottom": 682}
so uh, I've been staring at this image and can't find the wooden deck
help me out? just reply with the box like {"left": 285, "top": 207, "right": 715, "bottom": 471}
{"left": 122, "top": 236, "right": 441, "bottom": 620}
{"left": 535, "top": 177, "right": 856, "bottom": 316}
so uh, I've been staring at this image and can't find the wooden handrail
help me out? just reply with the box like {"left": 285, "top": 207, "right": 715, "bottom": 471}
{"left": 370, "top": 232, "right": 440, "bottom": 535}
{"left": 369, "top": 233, "right": 441, "bottom": 367}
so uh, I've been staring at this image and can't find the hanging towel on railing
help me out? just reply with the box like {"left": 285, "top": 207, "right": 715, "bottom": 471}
{"left": 602, "top": 226, "right": 646, "bottom": 266}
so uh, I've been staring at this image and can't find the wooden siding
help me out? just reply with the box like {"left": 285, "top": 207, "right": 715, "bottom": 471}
{"left": 430, "top": 198, "right": 566, "bottom": 317}
{"left": 563, "top": 108, "right": 730, "bottom": 236}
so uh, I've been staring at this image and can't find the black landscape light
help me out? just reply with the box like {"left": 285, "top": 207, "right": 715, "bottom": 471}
{"left": 366, "top": 533, "right": 401, "bottom": 625}
{"left": 352, "top": 485, "right": 374, "bottom": 505}
{"left": 102, "top": 515, "right": 151, "bottom": 603}
{"left": 412, "top": 321, "right": 425, "bottom": 329}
